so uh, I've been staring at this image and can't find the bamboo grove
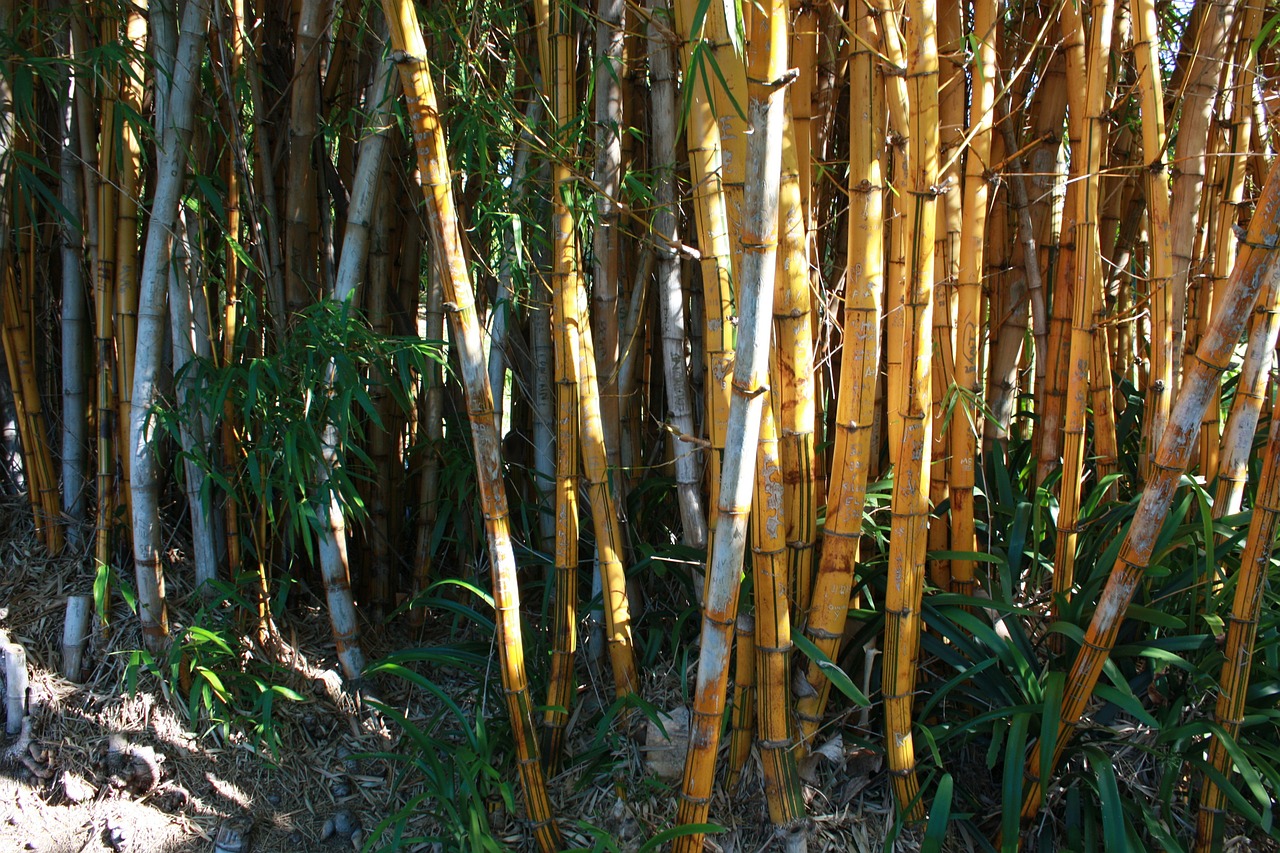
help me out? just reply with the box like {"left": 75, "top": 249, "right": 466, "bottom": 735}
{"left": 4, "top": 0, "right": 1280, "bottom": 848}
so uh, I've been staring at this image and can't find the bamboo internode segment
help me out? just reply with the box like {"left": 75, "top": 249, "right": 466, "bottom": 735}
{"left": 383, "top": 5, "right": 560, "bottom": 849}
{"left": 1019, "top": 157, "right": 1280, "bottom": 833}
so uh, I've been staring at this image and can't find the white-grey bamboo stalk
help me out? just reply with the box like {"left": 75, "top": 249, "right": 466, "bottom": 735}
{"left": 313, "top": 51, "right": 396, "bottom": 681}
{"left": 59, "top": 75, "right": 88, "bottom": 543}
{"left": 648, "top": 3, "right": 705, "bottom": 549}
{"left": 169, "top": 213, "right": 218, "bottom": 592}
{"left": 61, "top": 595, "right": 91, "bottom": 681}
{"left": 3, "top": 641, "right": 27, "bottom": 735}
{"left": 1167, "top": 0, "right": 1235, "bottom": 398}
{"left": 488, "top": 99, "right": 540, "bottom": 434}
{"left": 130, "top": 0, "right": 210, "bottom": 650}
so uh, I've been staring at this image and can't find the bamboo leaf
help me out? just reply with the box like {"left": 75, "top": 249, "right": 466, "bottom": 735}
{"left": 793, "top": 634, "right": 869, "bottom": 706}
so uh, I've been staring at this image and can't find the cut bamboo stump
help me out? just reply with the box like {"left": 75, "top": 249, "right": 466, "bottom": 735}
{"left": 3, "top": 639, "right": 29, "bottom": 735}
{"left": 62, "top": 595, "right": 92, "bottom": 682}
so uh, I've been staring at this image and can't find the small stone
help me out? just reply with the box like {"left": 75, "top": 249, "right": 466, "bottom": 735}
{"left": 288, "top": 831, "right": 304, "bottom": 845}
{"left": 642, "top": 706, "right": 691, "bottom": 781}
{"left": 267, "top": 793, "right": 282, "bottom": 807}
{"left": 320, "top": 818, "right": 335, "bottom": 841}
{"left": 331, "top": 809, "right": 359, "bottom": 837}
{"left": 349, "top": 828, "right": 363, "bottom": 850}
{"left": 331, "top": 781, "right": 351, "bottom": 798}
{"left": 104, "top": 821, "right": 129, "bottom": 852}
{"left": 213, "top": 816, "right": 252, "bottom": 853}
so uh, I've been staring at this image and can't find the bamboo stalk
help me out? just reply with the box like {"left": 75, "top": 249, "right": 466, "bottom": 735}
{"left": 1019, "top": 158, "right": 1280, "bottom": 831}
{"left": 752, "top": 397, "right": 806, "bottom": 840}
{"left": 796, "top": 0, "right": 882, "bottom": 749}
{"left": 950, "top": 0, "right": 998, "bottom": 600}
{"left": 673, "top": 0, "right": 790, "bottom": 844}
{"left": 1052, "top": 0, "right": 1114, "bottom": 619}
{"left": 648, "top": 1, "right": 706, "bottom": 550}
{"left": 57, "top": 39, "right": 88, "bottom": 546}
{"left": 534, "top": 0, "right": 638, "bottom": 704}
{"left": 726, "top": 612, "right": 755, "bottom": 790}
{"left": 130, "top": 0, "right": 211, "bottom": 651}
{"left": 882, "top": 0, "right": 940, "bottom": 818}
{"left": 673, "top": 0, "right": 737, "bottom": 563}
{"left": 61, "top": 595, "right": 91, "bottom": 682}
{"left": 382, "top": 7, "right": 561, "bottom": 848}
{"left": 775, "top": 107, "right": 816, "bottom": 618}
{"left": 1166, "top": 0, "right": 1235, "bottom": 401}
{"left": 1132, "top": 0, "right": 1174, "bottom": 480}
{"left": 1194, "top": 406, "right": 1280, "bottom": 852}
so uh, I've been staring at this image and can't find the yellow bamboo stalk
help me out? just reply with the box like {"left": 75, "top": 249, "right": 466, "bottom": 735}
{"left": 114, "top": 2, "right": 146, "bottom": 531}
{"left": 1195, "top": 414, "right": 1280, "bottom": 852}
{"left": 542, "top": 269, "right": 579, "bottom": 768}
{"left": 775, "top": 107, "right": 816, "bottom": 619}
{"left": 873, "top": 0, "right": 911, "bottom": 468}
{"left": 1132, "top": 0, "right": 1174, "bottom": 480}
{"left": 751, "top": 398, "right": 805, "bottom": 837}
{"left": 951, "top": 0, "right": 998, "bottom": 601}
{"left": 533, "top": 0, "right": 639, "bottom": 704}
{"left": 673, "top": 0, "right": 738, "bottom": 560}
{"left": 796, "top": 0, "right": 883, "bottom": 749}
{"left": 883, "top": 0, "right": 939, "bottom": 818}
{"left": 929, "top": 0, "right": 964, "bottom": 593}
{"left": 382, "top": 7, "right": 560, "bottom": 849}
{"left": 1035, "top": 10, "right": 1086, "bottom": 488}
{"left": 1019, "top": 158, "right": 1280, "bottom": 831}
{"left": 1052, "top": 0, "right": 1114, "bottom": 617}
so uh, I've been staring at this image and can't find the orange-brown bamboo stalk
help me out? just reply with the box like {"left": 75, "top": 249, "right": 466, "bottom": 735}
{"left": 725, "top": 612, "right": 756, "bottom": 790}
